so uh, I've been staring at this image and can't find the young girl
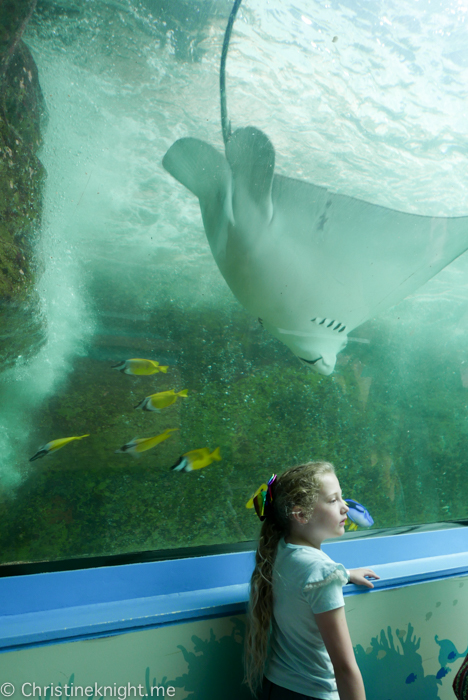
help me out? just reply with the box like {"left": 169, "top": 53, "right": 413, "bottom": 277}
{"left": 245, "top": 461, "right": 379, "bottom": 700}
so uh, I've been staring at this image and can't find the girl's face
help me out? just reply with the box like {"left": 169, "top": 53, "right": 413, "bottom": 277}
{"left": 292, "top": 472, "right": 349, "bottom": 549}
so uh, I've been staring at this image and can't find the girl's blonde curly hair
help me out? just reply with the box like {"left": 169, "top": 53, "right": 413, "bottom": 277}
{"left": 244, "top": 460, "right": 335, "bottom": 695}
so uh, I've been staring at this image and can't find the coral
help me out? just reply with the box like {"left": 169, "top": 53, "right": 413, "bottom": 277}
{"left": 171, "top": 619, "right": 253, "bottom": 699}
{"left": 355, "top": 624, "right": 441, "bottom": 700}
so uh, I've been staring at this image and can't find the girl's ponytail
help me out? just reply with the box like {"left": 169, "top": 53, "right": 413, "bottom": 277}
{"left": 244, "top": 517, "right": 282, "bottom": 694}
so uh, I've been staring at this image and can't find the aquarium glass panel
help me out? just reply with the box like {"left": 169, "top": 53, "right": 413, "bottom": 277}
{"left": 1, "top": 0, "right": 468, "bottom": 565}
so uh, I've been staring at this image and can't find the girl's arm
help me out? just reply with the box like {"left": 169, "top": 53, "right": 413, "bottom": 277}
{"left": 316, "top": 606, "right": 366, "bottom": 700}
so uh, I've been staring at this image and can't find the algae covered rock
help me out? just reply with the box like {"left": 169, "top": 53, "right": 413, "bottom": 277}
{"left": 0, "top": 0, "right": 46, "bottom": 367}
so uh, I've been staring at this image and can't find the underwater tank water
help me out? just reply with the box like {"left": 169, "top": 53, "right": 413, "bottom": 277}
{"left": 1, "top": 0, "right": 468, "bottom": 564}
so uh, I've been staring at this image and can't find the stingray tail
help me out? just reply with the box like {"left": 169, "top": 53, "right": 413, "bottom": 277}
{"left": 220, "top": 0, "right": 243, "bottom": 148}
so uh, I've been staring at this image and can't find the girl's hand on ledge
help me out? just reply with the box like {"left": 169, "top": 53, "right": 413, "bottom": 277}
{"left": 348, "top": 568, "right": 380, "bottom": 588}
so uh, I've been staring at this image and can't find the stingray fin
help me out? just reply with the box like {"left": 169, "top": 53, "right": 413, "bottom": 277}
{"left": 163, "top": 137, "right": 231, "bottom": 203}
{"left": 226, "top": 127, "right": 274, "bottom": 221}
{"left": 163, "top": 137, "right": 234, "bottom": 255}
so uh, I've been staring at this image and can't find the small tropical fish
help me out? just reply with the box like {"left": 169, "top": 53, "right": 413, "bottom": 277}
{"left": 171, "top": 446, "right": 221, "bottom": 472}
{"left": 134, "top": 389, "right": 188, "bottom": 412}
{"left": 112, "top": 359, "right": 168, "bottom": 375}
{"left": 245, "top": 483, "right": 268, "bottom": 509}
{"left": 344, "top": 498, "right": 374, "bottom": 528}
{"left": 405, "top": 673, "right": 417, "bottom": 684}
{"left": 29, "top": 435, "right": 90, "bottom": 462}
{"left": 115, "top": 428, "right": 178, "bottom": 456}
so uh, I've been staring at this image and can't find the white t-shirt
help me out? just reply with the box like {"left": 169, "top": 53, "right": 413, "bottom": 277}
{"left": 265, "top": 538, "right": 348, "bottom": 699}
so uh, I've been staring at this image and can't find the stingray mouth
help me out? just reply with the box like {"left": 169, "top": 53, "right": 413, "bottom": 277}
{"left": 299, "top": 356, "right": 322, "bottom": 366}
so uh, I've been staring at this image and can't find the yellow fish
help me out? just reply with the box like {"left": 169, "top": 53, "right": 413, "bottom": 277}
{"left": 29, "top": 435, "right": 90, "bottom": 462}
{"left": 134, "top": 389, "right": 188, "bottom": 412}
{"left": 115, "top": 428, "right": 178, "bottom": 456}
{"left": 112, "top": 358, "right": 168, "bottom": 375}
{"left": 171, "top": 446, "right": 221, "bottom": 472}
{"left": 245, "top": 483, "right": 268, "bottom": 509}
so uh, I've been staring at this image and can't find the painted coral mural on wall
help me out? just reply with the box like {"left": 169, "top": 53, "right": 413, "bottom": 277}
{"left": 356, "top": 624, "right": 441, "bottom": 700}
{"left": 170, "top": 619, "right": 252, "bottom": 700}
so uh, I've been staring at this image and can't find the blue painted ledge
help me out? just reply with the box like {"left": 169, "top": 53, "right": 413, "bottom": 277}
{"left": 1, "top": 527, "right": 468, "bottom": 652}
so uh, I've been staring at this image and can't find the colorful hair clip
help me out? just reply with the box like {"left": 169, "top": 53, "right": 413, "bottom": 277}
{"left": 245, "top": 483, "right": 268, "bottom": 510}
{"left": 246, "top": 474, "right": 277, "bottom": 521}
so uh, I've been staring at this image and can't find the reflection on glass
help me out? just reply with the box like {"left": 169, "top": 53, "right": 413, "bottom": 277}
{"left": 1, "top": 0, "right": 468, "bottom": 566}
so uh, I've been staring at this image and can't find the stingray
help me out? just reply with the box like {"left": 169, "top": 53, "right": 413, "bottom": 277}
{"left": 163, "top": 0, "right": 468, "bottom": 375}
